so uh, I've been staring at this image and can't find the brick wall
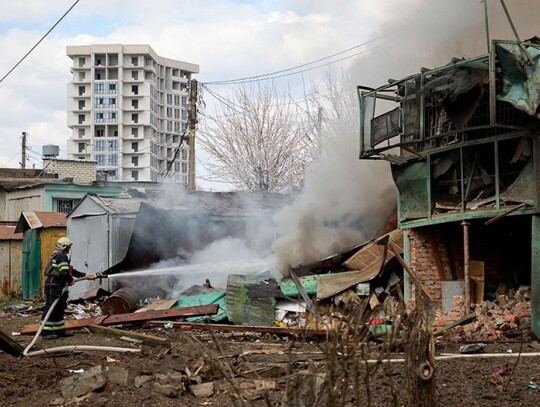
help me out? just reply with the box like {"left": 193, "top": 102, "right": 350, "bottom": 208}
{"left": 407, "top": 217, "right": 531, "bottom": 306}
{"left": 42, "top": 159, "right": 97, "bottom": 185}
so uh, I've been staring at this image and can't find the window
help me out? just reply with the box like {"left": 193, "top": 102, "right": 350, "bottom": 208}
{"left": 132, "top": 71, "right": 138, "bottom": 80}
{"left": 167, "top": 94, "right": 173, "bottom": 104}
{"left": 78, "top": 114, "right": 85, "bottom": 124}
{"left": 108, "top": 140, "right": 118, "bottom": 151}
{"left": 132, "top": 142, "right": 138, "bottom": 152}
{"left": 107, "top": 169, "right": 117, "bottom": 180}
{"left": 95, "top": 154, "right": 105, "bottom": 166}
{"left": 78, "top": 143, "right": 86, "bottom": 153}
{"left": 167, "top": 121, "right": 172, "bottom": 131}
{"left": 181, "top": 149, "right": 188, "bottom": 160}
{"left": 131, "top": 170, "right": 138, "bottom": 181}
{"left": 182, "top": 96, "right": 187, "bottom": 105}
{"left": 174, "top": 109, "right": 180, "bottom": 119}
{"left": 95, "top": 111, "right": 104, "bottom": 122}
{"left": 174, "top": 122, "right": 180, "bottom": 132}
{"left": 131, "top": 56, "right": 138, "bottom": 66}
{"left": 78, "top": 128, "right": 85, "bottom": 138}
{"left": 78, "top": 86, "right": 85, "bottom": 95}
{"left": 95, "top": 72, "right": 102, "bottom": 80}
{"left": 95, "top": 97, "right": 104, "bottom": 107}
{"left": 174, "top": 162, "right": 180, "bottom": 172}
{"left": 131, "top": 128, "right": 139, "bottom": 137}
{"left": 108, "top": 82, "right": 116, "bottom": 93}
{"left": 78, "top": 57, "right": 85, "bottom": 67}
{"left": 131, "top": 100, "right": 138, "bottom": 109}
{"left": 95, "top": 140, "right": 105, "bottom": 151}
{"left": 57, "top": 199, "right": 76, "bottom": 213}
{"left": 132, "top": 85, "right": 139, "bottom": 95}
{"left": 95, "top": 128, "right": 104, "bottom": 137}
{"left": 108, "top": 111, "right": 117, "bottom": 122}
{"left": 131, "top": 156, "right": 139, "bottom": 166}
{"left": 96, "top": 58, "right": 103, "bottom": 66}
{"left": 181, "top": 162, "right": 188, "bottom": 174}
{"left": 132, "top": 113, "right": 138, "bottom": 123}
{"left": 78, "top": 100, "right": 85, "bottom": 110}
{"left": 94, "top": 82, "right": 104, "bottom": 93}
{"left": 166, "top": 107, "right": 172, "bottom": 118}
{"left": 108, "top": 154, "right": 118, "bottom": 166}
{"left": 182, "top": 110, "right": 188, "bottom": 119}
{"left": 108, "top": 97, "right": 116, "bottom": 107}
{"left": 78, "top": 72, "right": 85, "bottom": 81}
{"left": 174, "top": 95, "right": 180, "bottom": 106}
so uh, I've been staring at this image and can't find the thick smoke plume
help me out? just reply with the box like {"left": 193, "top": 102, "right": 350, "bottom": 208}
{"left": 272, "top": 78, "right": 396, "bottom": 273}
{"left": 272, "top": 0, "right": 540, "bottom": 274}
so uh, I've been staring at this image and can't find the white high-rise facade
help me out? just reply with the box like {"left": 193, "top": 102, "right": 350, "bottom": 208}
{"left": 66, "top": 44, "right": 199, "bottom": 183}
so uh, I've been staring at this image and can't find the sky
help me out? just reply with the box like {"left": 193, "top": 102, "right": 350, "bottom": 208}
{"left": 0, "top": 0, "right": 538, "bottom": 189}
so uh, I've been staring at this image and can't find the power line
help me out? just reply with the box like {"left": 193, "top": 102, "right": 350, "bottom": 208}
{"left": 203, "top": 27, "right": 404, "bottom": 86}
{"left": 0, "top": 0, "right": 81, "bottom": 85}
{"left": 0, "top": 149, "right": 22, "bottom": 167}
{"left": 205, "top": 40, "right": 394, "bottom": 87}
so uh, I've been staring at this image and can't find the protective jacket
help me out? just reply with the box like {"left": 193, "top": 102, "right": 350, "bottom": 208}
{"left": 41, "top": 250, "right": 85, "bottom": 337}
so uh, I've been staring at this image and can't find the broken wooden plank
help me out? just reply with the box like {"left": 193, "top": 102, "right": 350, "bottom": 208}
{"left": 87, "top": 325, "right": 171, "bottom": 348}
{"left": 145, "top": 321, "right": 330, "bottom": 336}
{"left": 426, "top": 231, "right": 449, "bottom": 281}
{"left": 0, "top": 328, "right": 24, "bottom": 357}
{"left": 433, "top": 312, "right": 476, "bottom": 336}
{"left": 134, "top": 298, "right": 178, "bottom": 313}
{"left": 388, "top": 241, "right": 434, "bottom": 300}
{"left": 484, "top": 202, "right": 528, "bottom": 225}
{"left": 20, "top": 304, "right": 219, "bottom": 335}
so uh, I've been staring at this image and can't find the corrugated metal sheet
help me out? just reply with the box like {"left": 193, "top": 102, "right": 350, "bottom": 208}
{"left": 89, "top": 195, "right": 142, "bottom": 214}
{"left": 496, "top": 41, "right": 540, "bottom": 118}
{"left": 279, "top": 275, "right": 318, "bottom": 297}
{"left": 22, "top": 229, "right": 41, "bottom": 300}
{"left": 39, "top": 229, "right": 65, "bottom": 297}
{"left": 0, "top": 240, "right": 23, "bottom": 301}
{"left": 317, "top": 270, "right": 377, "bottom": 301}
{"left": 175, "top": 291, "right": 228, "bottom": 322}
{"left": 0, "top": 223, "right": 22, "bottom": 240}
{"left": 343, "top": 229, "right": 403, "bottom": 272}
{"left": 226, "top": 274, "right": 278, "bottom": 326}
{"left": 15, "top": 211, "right": 66, "bottom": 233}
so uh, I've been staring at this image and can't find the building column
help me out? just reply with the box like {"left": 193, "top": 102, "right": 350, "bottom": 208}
{"left": 403, "top": 229, "right": 412, "bottom": 302}
{"left": 531, "top": 215, "right": 540, "bottom": 338}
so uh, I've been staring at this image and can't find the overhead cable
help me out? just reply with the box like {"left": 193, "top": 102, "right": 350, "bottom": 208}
{"left": 0, "top": 0, "right": 81, "bottom": 85}
{"left": 203, "top": 27, "right": 403, "bottom": 86}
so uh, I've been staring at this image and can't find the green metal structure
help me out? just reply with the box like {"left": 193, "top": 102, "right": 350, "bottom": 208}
{"left": 21, "top": 229, "right": 41, "bottom": 300}
{"left": 358, "top": 38, "right": 540, "bottom": 337}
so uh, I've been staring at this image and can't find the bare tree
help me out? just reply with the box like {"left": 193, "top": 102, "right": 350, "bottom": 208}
{"left": 198, "top": 85, "right": 316, "bottom": 192}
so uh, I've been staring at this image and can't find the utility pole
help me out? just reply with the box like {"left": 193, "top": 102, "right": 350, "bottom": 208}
{"left": 21, "top": 132, "right": 27, "bottom": 169}
{"left": 188, "top": 79, "right": 198, "bottom": 191}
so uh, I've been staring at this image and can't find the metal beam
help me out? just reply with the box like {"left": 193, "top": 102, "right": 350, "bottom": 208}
{"left": 531, "top": 215, "right": 540, "bottom": 338}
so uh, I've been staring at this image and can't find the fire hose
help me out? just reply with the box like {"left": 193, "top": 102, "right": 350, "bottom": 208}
{"left": 23, "top": 274, "right": 108, "bottom": 356}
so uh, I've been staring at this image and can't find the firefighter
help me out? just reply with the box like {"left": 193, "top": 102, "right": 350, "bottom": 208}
{"left": 41, "top": 237, "right": 96, "bottom": 339}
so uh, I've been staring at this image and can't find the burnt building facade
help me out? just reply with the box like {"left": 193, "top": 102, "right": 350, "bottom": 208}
{"left": 358, "top": 38, "right": 540, "bottom": 337}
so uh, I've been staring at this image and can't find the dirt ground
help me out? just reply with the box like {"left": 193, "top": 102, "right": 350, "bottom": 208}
{"left": 2, "top": 308, "right": 540, "bottom": 406}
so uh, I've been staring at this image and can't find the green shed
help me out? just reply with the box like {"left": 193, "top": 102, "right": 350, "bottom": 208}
{"left": 15, "top": 212, "right": 67, "bottom": 300}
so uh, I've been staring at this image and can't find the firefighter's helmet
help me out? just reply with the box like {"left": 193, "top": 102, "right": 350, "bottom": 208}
{"left": 56, "top": 237, "right": 73, "bottom": 251}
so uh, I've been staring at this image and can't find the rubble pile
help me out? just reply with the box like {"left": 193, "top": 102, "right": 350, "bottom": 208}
{"left": 435, "top": 286, "right": 532, "bottom": 342}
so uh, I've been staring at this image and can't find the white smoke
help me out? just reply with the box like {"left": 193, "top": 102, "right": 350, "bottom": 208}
{"left": 273, "top": 75, "right": 396, "bottom": 273}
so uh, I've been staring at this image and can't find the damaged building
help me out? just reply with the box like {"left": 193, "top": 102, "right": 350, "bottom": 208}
{"left": 357, "top": 37, "right": 540, "bottom": 338}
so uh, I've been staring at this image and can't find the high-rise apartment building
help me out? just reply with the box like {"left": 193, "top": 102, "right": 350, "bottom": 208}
{"left": 66, "top": 44, "right": 199, "bottom": 184}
